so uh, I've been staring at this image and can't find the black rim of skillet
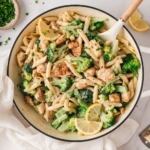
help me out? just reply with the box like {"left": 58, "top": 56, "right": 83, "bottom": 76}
{"left": 7, "top": 4, "right": 144, "bottom": 142}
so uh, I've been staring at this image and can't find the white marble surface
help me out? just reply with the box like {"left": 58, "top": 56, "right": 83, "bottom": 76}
{"left": 0, "top": 0, "right": 150, "bottom": 150}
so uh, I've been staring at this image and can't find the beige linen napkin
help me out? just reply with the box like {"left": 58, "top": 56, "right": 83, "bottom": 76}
{"left": 0, "top": 50, "right": 140, "bottom": 150}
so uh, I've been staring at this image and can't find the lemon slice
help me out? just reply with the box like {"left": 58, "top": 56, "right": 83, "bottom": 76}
{"left": 38, "top": 18, "right": 60, "bottom": 41}
{"left": 128, "top": 10, "right": 149, "bottom": 32}
{"left": 75, "top": 118, "right": 103, "bottom": 135}
{"left": 85, "top": 103, "right": 102, "bottom": 121}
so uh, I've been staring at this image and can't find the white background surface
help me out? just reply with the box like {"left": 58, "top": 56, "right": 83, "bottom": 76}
{"left": 0, "top": 0, "right": 150, "bottom": 150}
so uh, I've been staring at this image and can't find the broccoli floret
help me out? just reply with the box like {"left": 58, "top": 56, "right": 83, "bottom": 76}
{"left": 51, "top": 77, "right": 72, "bottom": 92}
{"left": 71, "top": 18, "right": 82, "bottom": 26}
{"left": 100, "top": 110, "right": 115, "bottom": 129}
{"left": 73, "top": 88, "right": 88, "bottom": 108}
{"left": 58, "top": 116, "right": 77, "bottom": 132}
{"left": 67, "top": 117, "right": 77, "bottom": 132}
{"left": 103, "top": 45, "right": 111, "bottom": 53}
{"left": 79, "top": 89, "right": 93, "bottom": 104}
{"left": 51, "top": 114, "right": 68, "bottom": 129}
{"left": 19, "top": 79, "right": 36, "bottom": 96}
{"left": 103, "top": 40, "right": 119, "bottom": 62}
{"left": 60, "top": 23, "right": 83, "bottom": 37}
{"left": 55, "top": 107, "right": 66, "bottom": 118}
{"left": 22, "top": 63, "right": 32, "bottom": 81}
{"left": 77, "top": 106, "right": 87, "bottom": 118}
{"left": 44, "top": 90, "right": 53, "bottom": 103}
{"left": 99, "top": 76, "right": 120, "bottom": 95}
{"left": 113, "top": 68, "right": 119, "bottom": 75}
{"left": 89, "top": 17, "right": 107, "bottom": 31}
{"left": 86, "top": 30, "right": 104, "bottom": 46}
{"left": 99, "top": 94, "right": 108, "bottom": 101}
{"left": 115, "top": 85, "right": 127, "bottom": 93}
{"left": 33, "top": 99, "right": 40, "bottom": 106}
{"left": 70, "top": 56, "right": 93, "bottom": 73}
{"left": 121, "top": 53, "right": 140, "bottom": 77}
{"left": 103, "top": 104, "right": 114, "bottom": 111}
{"left": 46, "top": 42, "right": 68, "bottom": 63}
{"left": 80, "top": 50, "right": 91, "bottom": 59}
{"left": 67, "top": 91, "right": 74, "bottom": 99}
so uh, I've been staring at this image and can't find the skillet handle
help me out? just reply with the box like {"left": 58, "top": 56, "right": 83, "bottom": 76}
{"left": 121, "top": 0, "right": 143, "bottom": 22}
{"left": 140, "top": 46, "right": 150, "bottom": 98}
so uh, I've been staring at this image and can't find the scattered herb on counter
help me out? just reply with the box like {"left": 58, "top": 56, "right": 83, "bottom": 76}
{"left": 42, "top": 2, "right": 44, "bottom": 4}
{"left": 13, "top": 27, "right": 15, "bottom": 30}
{"left": 0, "top": 42, "right": 3, "bottom": 46}
{"left": 35, "top": 0, "right": 39, "bottom": 3}
{"left": 25, "top": 13, "right": 29, "bottom": 16}
{"left": 0, "top": 0, "right": 15, "bottom": 27}
{"left": 4, "top": 37, "right": 11, "bottom": 45}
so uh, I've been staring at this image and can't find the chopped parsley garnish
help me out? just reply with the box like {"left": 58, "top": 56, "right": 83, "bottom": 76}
{"left": 13, "top": 27, "right": 15, "bottom": 30}
{"left": 42, "top": 30, "right": 50, "bottom": 35}
{"left": 35, "top": 0, "right": 39, "bottom": 3}
{"left": 0, "top": 42, "right": 3, "bottom": 46}
{"left": 42, "top": 2, "right": 44, "bottom": 4}
{"left": 96, "top": 47, "right": 101, "bottom": 51}
{"left": 0, "top": 0, "right": 15, "bottom": 27}
{"left": 32, "top": 52, "right": 35, "bottom": 56}
{"left": 25, "top": 13, "right": 29, "bottom": 16}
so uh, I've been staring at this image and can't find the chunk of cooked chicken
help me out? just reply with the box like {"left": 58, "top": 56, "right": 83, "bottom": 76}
{"left": 85, "top": 67, "right": 96, "bottom": 76}
{"left": 37, "top": 63, "right": 47, "bottom": 74}
{"left": 25, "top": 96, "right": 34, "bottom": 106}
{"left": 75, "top": 79, "right": 89, "bottom": 89}
{"left": 50, "top": 21, "right": 59, "bottom": 31}
{"left": 17, "top": 51, "right": 25, "bottom": 67}
{"left": 89, "top": 40, "right": 102, "bottom": 58}
{"left": 37, "top": 103, "right": 45, "bottom": 115}
{"left": 52, "top": 62, "right": 72, "bottom": 76}
{"left": 109, "top": 93, "right": 120, "bottom": 103}
{"left": 68, "top": 41, "right": 78, "bottom": 49}
{"left": 56, "top": 34, "right": 66, "bottom": 45}
{"left": 121, "top": 91, "right": 131, "bottom": 102}
{"left": 35, "top": 87, "right": 44, "bottom": 102}
{"left": 71, "top": 45, "right": 82, "bottom": 57}
{"left": 39, "top": 36, "right": 49, "bottom": 52}
{"left": 70, "top": 35, "right": 75, "bottom": 41}
{"left": 97, "top": 68, "right": 115, "bottom": 82}
{"left": 32, "top": 69, "right": 41, "bottom": 78}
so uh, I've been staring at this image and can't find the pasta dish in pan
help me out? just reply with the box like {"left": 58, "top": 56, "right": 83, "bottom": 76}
{"left": 16, "top": 10, "right": 140, "bottom": 136}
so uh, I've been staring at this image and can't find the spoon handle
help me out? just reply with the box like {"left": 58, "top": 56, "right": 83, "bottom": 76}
{"left": 121, "top": 0, "right": 143, "bottom": 22}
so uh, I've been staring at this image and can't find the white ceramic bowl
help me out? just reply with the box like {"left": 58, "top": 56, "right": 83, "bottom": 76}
{"left": 7, "top": 5, "right": 144, "bottom": 142}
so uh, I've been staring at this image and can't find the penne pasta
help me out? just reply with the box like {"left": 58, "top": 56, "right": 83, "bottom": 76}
{"left": 77, "top": 29, "right": 90, "bottom": 47}
{"left": 84, "top": 73, "right": 105, "bottom": 86}
{"left": 93, "top": 85, "right": 99, "bottom": 103}
{"left": 83, "top": 16, "right": 91, "bottom": 33}
{"left": 65, "top": 61, "right": 82, "bottom": 78}
{"left": 128, "top": 79, "right": 134, "bottom": 99}
{"left": 46, "top": 62, "right": 52, "bottom": 78}
{"left": 32, "top": 56, "right": 47, "bottom": 68}
{"left": 45, "top": 78, "right": 56, "bottom": 95}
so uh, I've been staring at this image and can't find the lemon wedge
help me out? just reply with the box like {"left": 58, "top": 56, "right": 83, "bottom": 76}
{"left": 75, "top": 118, "right": 103, "bottom": 135}
{"left": 128, "top": 10, "right": 149, "bottom": 32}
{"left": 85, "top": 103, "right": 102, "bottom": 121}
{"left": 38, "top": 18, "right": 60, "bottom": 41}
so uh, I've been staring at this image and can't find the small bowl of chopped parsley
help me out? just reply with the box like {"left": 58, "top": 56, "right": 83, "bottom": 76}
{"left": 0, "top": 0, "right": 20, "bottom": 30}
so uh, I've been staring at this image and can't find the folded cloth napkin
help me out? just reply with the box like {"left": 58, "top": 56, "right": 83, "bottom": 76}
{"left": 0, "top": 52, "right": 140, "bottom": 150}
